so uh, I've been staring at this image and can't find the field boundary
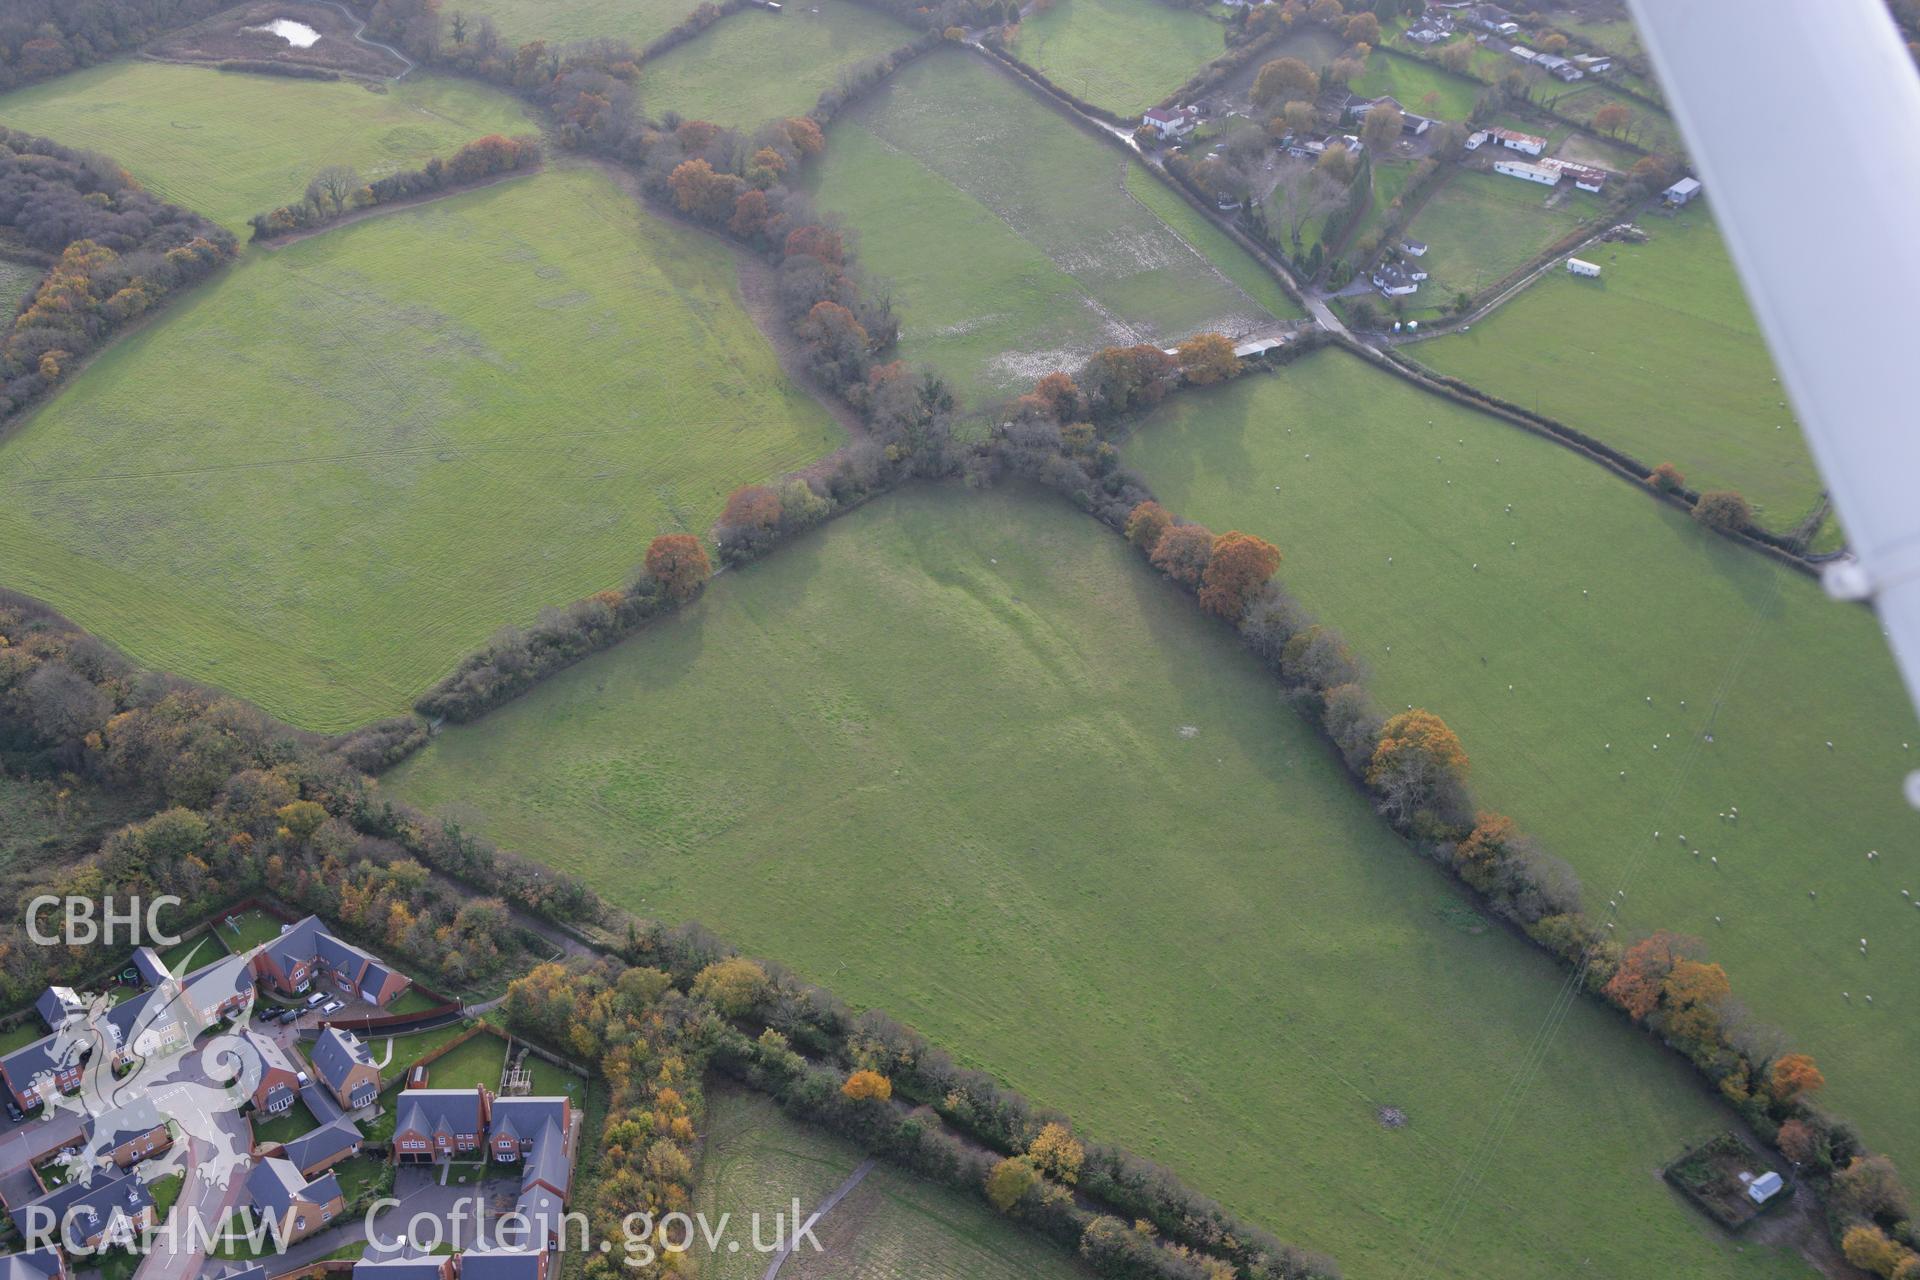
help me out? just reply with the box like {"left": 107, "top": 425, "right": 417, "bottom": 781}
{"left": 251, "top": 163, "right": 544, "bottom": 249}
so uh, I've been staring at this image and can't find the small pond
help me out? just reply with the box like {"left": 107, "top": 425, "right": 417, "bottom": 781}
{"left": 245, "top": 19, "right": 323, "bottom": 47}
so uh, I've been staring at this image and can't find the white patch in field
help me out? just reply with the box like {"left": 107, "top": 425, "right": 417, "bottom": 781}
{"left": 247, "top": 19, "right": 322, "bottom": 46}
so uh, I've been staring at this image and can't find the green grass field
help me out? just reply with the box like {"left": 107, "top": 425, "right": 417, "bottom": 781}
{"left": 1119, "top": 347, "right": 1920, "bottom": 1183}
{"left": 391, "top": 484, "right": 1812, "bottom": 1280}
{"left": 422, "top": 1030, "right": 509, "bottom": 1092}
{"left": 0, "top": 163, "right": 842, "bottom": 731}
{"left": 699, "top": 1086, "right": 1089, "bottom": 1280}
{"left": 809, "top": 50, "right": 1295, "bottom": 404}
{"left": 445, "top": 0, "right": 700, "bottom": 48}
{"left": 1416, "top": 207, "right": 1818, "bottom": 524}
{"left": 634, "top": 0, "right": 914, "bottom": 128}
{"left": 1402, "top": 166, "right": 1605, "bottom": 306}
{"left": 0, "top": 257, "right": 44, "bottom": 310}
{"left": 1008, "top": 0, "right": 1224, "bottom": 116}
{"left": 1547, "top": 81, "right": 1682, "bottom": 152}
{"left": 1352, "top": 48, "right": 1482, "bottom": 120}
{"left": 0, "top": 63, "right": 533, "bottom": 234}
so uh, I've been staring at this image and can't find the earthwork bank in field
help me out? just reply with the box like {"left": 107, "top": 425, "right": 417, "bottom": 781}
{"left": 0, "top": 62, "right": 534, "bottom": 234}
{"left": 809, "top": 50, "right": 1297, "bottom": 404}
{"left": 1416, "top": 207, "right": 1820, "bottom": 525}
{"left": 1121, "top": 346, "right": 1920, "bottom": 1179}
{"left": 391, "top": 484, "right": 1815, "bottom": 1280}
{"left": 0, "top": 163, "right": 842, "bottom": 731}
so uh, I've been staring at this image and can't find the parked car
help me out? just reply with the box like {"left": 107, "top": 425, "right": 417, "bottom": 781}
{"left": 320, "top": 1000, "right": 343, "bottom": 1015}
{"left": 304, "top": 992, "right": 326, "bottom": 1008}
{"left": 5, "top": 1098, "right": 23, "bottom": 1123}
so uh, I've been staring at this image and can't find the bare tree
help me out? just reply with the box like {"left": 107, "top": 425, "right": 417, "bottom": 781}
{"left": 1271, "top": 158, "right": 1344, "bottom": 249}
{"left": 309, "top": 165, "right": 362, "bottom": 215}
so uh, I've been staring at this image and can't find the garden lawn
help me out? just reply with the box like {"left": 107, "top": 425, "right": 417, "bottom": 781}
{"left": 1008, "top": 0, "right": 1224, "bottom": 116}
{"left": 634, "top": 0, "right": 914, "bottom": 129}
{"left": 1416, "top": 206, "right": 1818, "bottom": 525}
{"left": 1119, "top": 346, "right": 1920, "bottom": 1185}
{"left": 1351, "top": 48, "right": 1481, "bottom": 120}
{"left": 698, "top": 1086, "right": 1089, "bottom": 1280}
{"left": 1548, "top": 81, "right": 1682, "bottom": 153}
{"left": 160, "top": 931, "right": 230, "bottom": 977}
{"left": 0, "top": 62, "right": 533, "bottom": 234}
{"left": 0, "top": 163, "right": 842, "bottom": 731}
{"left": 809, "top": 50, "right": 1295, "bottom": 404}
{"left": 250, "top": 1100, "right": 318, "bottom": 1147}
{"left": 420, "top": 1031, "right": 508, "bottom": 1093}
{"left": 391, "top": 484, "right": 1814, "bottom": 1280}
{"left": 1402, "top": 166, "right": 1605, "bottom": 303}
{"left": 444, "top": 0, "right": 699, "bottom": 47}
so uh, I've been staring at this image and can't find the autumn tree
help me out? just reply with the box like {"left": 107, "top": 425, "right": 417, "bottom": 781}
{"left": 1344, "top": 11, "right": 1380, "bottom": 44}
{"left": 1453, "top": 811, "right": 1521, "bottom": 894}
{"left": 1082, "top": 344, "right": 1178, "bottom": 417}
{"left": 1150, "top": 524, "right": 1215, "bottom": 587}
{"left": 1174, "top": 332, "right": 1243, "bottom": 386}
{"left": 1593, "top": 102, "right": 1633, "bottom": 137}
{"left": 276, "top": 800, "right": 328, "bottom": 844}
{"left": 1360, "top": 103, "right": 1404, "bottom": 154}
{"left": 1271, "top": 158, "right": 1345, "bottom": 250}
{"left": 985, "top": 1157, "right": 1041, "bottom": 1212}
{"left": 1253, "top": 56, "right": 1319, "bottom": 107}
{"left": 1124, "top": 501, "right": 1174, "bottom": 553}
{"left": 1646, "top": 461, "right": 1685, "bottom": 493}
{"left": 1027, "top": 1122, "right": 1084, "bottom": 1183}
{"left": 1776, "top": 1118, "right": 1823, "bottom": 1167}
{"left": 1693, "top": 489, "right": 1752, "bottom": 532}
{"left": 796, "top": 299, "right": 871, "bottom": 388}
{"left": 1768, "top": 1052, "right": 1826, "bottom": 1104}
{"left": 714, "top": 484, "right": 783, "bottom": 563}
{"left": 667, "top": 158, "right": 745, "bottom": 224}
{"left": 1603, "top": 930, "right": 1697, "bottom": 1021}
{"left": 1833, "top": 1154, "right": 1911, "bottom": 1224}
{"left": 1437, "top": 38, "right": 1475, "bottom": 73}
{"left": 1367, "top": 709, "right": 1469, "bottom": 826}
{"left": 1198, "top": 532, "right": 1282, "bottom": 619}
{"left": 644, "top": 534, "right": 711, "bottom": 603}
{"left": 841, "top": 1069, "right": 893, "bottom": 1101}
{"left": 782, "top": 116, "right": 826, "bottom": 157}
{"left": 1661, "top": 958, "right": 1731, "bottom": 1050}
{"left": 691, "top": 956, "right": 768, "bottom": 1016}
{"left": 1280, "top": 624, "right": 1360, "bottom": 692}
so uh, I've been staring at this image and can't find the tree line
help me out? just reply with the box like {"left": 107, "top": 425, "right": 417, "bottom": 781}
{"left": 0, "top": 127, "right": 235, "bottom": 423}
{"left": 247, "top": 134, "right": 542, "bottom": 241}
{"left": 969, "top": 340, "right": 1917, "bottom": 1271}
{"left": 0, "top": 0, "right": 234, "bottom": 93}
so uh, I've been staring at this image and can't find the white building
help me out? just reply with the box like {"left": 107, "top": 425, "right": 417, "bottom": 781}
{"left": 1489, "top": 127, "right": 1547, "bottom": 156}
{"left": 1372, "top": 263, "right": 1420, "bottom": 296}
{"left": 1566, "top": 257, "right": 1601, "bottom": 277}
{"left": 1664, "top": 176, "right": 1703, "bottom": 205}
{"left": 1746, "top": 1171, "right": 1784, "bottom": 1204}
{"left": 1464, "top": 129, "right": 1489, "bottom": 151}
{"left": 1495, "top": 158, "right": 1560, "bottom": 185}
{"left": 1141, "top": 106, "right": 1199, "bottom": 140}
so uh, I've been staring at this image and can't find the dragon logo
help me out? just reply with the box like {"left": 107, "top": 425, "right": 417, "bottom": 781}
{"left": 33, "top": 939, "right": 269, "bottom": 1199}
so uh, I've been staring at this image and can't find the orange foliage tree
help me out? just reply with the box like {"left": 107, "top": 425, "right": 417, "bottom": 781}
{"left": 1366, "top": 709, "right": 1469, "bottom": 825}
{"left": 1768, "top": 1052, "right": 1826, "bottom": 1104}
{"left": 1150, "top": 524, "right": 1215, "bottom": 586}
{"left": 1602, "top": 930, "right": 1697, "bottom": 1021}
{"left": 1124, "top": 501, "right": 1173, "bottom": 553}
{"left": 1198, "top": 531, "right": 1281, "bottom": 618}
{"left": 841, "top": 1069, "right": 893, "bottom": 1101}
{"left": 644, "top": 534, "right": 711, "bottom": 603}
{"left": 1174, "top": 332, "right": 1243, "bottom": 385}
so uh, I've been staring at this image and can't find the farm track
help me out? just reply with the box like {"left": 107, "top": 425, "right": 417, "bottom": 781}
{"left": 308, "top": 0, "right": 418, "bottom": 78}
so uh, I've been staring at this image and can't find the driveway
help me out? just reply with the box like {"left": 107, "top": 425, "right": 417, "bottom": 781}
{"left": 0, "top": 1111, "right": 85, "bottom": 1178}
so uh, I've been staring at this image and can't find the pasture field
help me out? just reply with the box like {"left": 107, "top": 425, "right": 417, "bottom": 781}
{"left": 698, "top": 1087, "right": 1089, "bottom": 1280}
{"left": 633, "top": 0, "right": 914, "bottom": 129}
{"left": 1120, "top": 347, "right": 1920, "bottom": 1181}
{"left": 0, "top": 164, "right": 842, "bottom": 731}
{"left": 0, "top": 257, "right": 44, "bottom": 309}
{"left": 444, "top": 0, "right": 698, "bottom": 48}
{"left": 1335, "top": 156, "right": 1417, "bottom": 254}
{"left": 1416, "top": 207, "right": 1818, "bottom": 523}
{"left": 1007, "top": 0, "right": 1225, "bottom": 116}
{"left": 392, "top": 484, "right": 1812, "bottom": 1280}
{"left": 0, "top": 62, "right": 533, "bottom": 234}
{"left": 1351, "top": 48, "right": 1482, "bottom": 120}
{"left": 809, "top": 50, "right": 1294, "bottom": 404}
{"left": 1401, "top": 166, "right": 1605, "bottom": 306}
{"left": 1548, "top": 81, "right": 1682, "bottom": 153}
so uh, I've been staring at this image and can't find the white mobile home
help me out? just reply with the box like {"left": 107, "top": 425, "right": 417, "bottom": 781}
{"left": 1566, "top": 257, "right": 1601, "bottom": 277}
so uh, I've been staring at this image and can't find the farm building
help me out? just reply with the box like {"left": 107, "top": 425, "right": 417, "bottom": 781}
{"left": 1542, "top": 157, "right": 1608, "bottom": 191}
{"left": 1142, "top": 106, "right": 1199, "bottom": 140}
{"left": 1352, "top": 96, "right": 1433, "bottom": 136}
{"left": 1508, "top": 45, "right": 1537, "bottom": 62}
{"left": 1495, "top": 159, "right": 1560, "bottom": 185}
{"left": 1746, "top": 1171, "right": 1784, "bottom": 1204}
{"left": 1573, "top": 53, "right": 1614, "bottom": 73}
{"left": 1535, "top": 54, "right": 1582, "bottom": 80}
{"left": 1489, "top": 127, "right": 1547, "bottom": 155}
{"left": 1567, "top": 257, "right": 1601, "bottom": 277}
{"left": 1665, "top": 176, "right": 1703, "bottom": 205}
{"left": 1402, "top": 241, "right": 1428, "bottom": 256}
